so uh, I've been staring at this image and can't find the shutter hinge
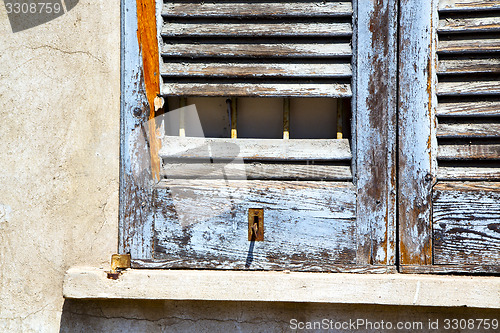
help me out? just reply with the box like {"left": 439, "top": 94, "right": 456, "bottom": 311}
{"left": 106, "top": 253, "right": 131, "bottom": 280}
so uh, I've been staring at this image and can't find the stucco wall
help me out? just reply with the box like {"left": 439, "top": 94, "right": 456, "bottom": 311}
{"left": 0, "top": 1, "right": 498, "bottom": 333}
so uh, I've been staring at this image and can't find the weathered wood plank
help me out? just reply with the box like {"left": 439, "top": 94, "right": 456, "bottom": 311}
{"left": 439, "top": 0, "right": 500, "bottom": 12}
{"left": 161, "top": 163, "right": 353, "bottom": 180}
{"left": 398, "top": 0, "right": 437, "bottom": 265}
{"left": 163, "top": 1, "right": 353, "bottom": 17}
{"left": 400, "top": 264, "right": 500, "bottom": 274}
{"left": 159, "top": 137, "right": 352, "bottom": 161}
{"left": 438, "top": 80, "right": 500, "bottom": 96}
{"left": 119, "top": 0, "right": 157, "bottom": 258}
{"left": 152, "top": 180, "right": 357, "bottom": 270}
{"left": 161, "top": 43, "right": 352, "bottom": 58}
{"left": 437, "top": 100, "right": 500, "bottom": 117}
{"left": 438, "top": 144, "right": 500, "bottom": 160}
{"left": 161, "top": 82, "right": 352, "bottom": 97}
{"left": 161, "top": 23, "right": 352, "bottom": 38}
{"left": 438, "top": 167, "right": 500, "bottom": 180}
{"left": 438, "top": 57, "right": 500, "bottom": 75}
{"left": 161, "top": 62, "right": 352, "bottom": 78}
{"left": 133, "top": 261, "right": 397, "bottom": 273}
{"left": 433, "top": 182, "right": 500, "bottom": 265}
{"left": 437, "top": 122, "right": 500, "bottom": 138}
{"left": 438, "top": 16, "right": 500, "bottom": 34}
{"left": 355, "top": 0, "right": 398, "bottom": 265}
{"left": 438, "top": 38, "right": 500, "bottom": 54}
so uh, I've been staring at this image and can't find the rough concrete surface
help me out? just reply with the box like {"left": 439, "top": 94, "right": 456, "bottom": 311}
{"left": 0, "top": 1, "right": 119, "bottom": 331}
{"left": 0, "top": 1, "right": 499, "bottom": 333}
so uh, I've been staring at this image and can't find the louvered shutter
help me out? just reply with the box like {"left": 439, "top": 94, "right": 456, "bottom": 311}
{"left": 399, "top": 0, "right": 500, "bottom": 273}
{"left": 121, "top": 0, "right": 398, "bottom": 271}
{"left": 160, "top": 1, "right": 352, "bottom": 97}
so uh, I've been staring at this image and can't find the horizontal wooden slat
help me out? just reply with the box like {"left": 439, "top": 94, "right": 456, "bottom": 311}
{"left": 437, "top": 100, "right": 500, "bottom": 116}
{"left": 433, "top": 182, "right": 500, "bottom": 265}
{"left": 438, "top": 167, "right": 500, "bottom": 180}
{"left": 438, "top": 38, "right": 500, "bottom": 54}
{"left": 438, "top": 16, "right": 500, "bottom": 34}
{"left": 437, "top": 80, "right": 500, "bottom": 96}
{"left": 161, "top": 23, "right": 352, "bottom": 37}
{"left": 163, "top": 1, "right": 353, "bottom": 17}
{"left": 438, "top": 144, "right": 500, "bottom": 160}
{"left": 161, "top": 82, "right": 352, "bottom": 97}
{"left": 437, "top": 123, "right": 500, "bottom": 138}
{"left": 153, "top": 180, "right": 357, "bottom": 270}
{"left": 161, "top": 42, "right": 352, "bottom": 58}
{"left": 161, "top": 62, "right": 352, "bottom": 78}
{"left": 159, "top": 137, "right": 352, "bottom": 161}
{"left": 439, "top": 0, "right": 500, "bottom": 12}
{"left": 438, "top": 58, "right": 500, "bottom": 75}
{"left": 161, "top": 163, "right": 352, "bottom": 180}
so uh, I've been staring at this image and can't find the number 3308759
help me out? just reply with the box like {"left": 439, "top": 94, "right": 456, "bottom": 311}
{"left": 5, "top": 2, "right": 62, "bottom": 14}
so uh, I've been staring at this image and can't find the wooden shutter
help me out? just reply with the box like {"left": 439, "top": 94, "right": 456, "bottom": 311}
{"left": 159, "top": 1, "right": 352, "bottom": 97}
{"left": 399, "top": 0, "right": 500, "bottom": 273}
{"left": 121, "top": 0, "right": 398, "bottom": 272}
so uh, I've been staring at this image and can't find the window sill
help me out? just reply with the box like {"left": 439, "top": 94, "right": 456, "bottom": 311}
{"left": 63, "top": 267, "right": 499, "bottom": 308}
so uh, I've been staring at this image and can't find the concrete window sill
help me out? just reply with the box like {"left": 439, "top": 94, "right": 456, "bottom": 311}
{"left": 63, "top": 267, "right": 500, "bottom": 309}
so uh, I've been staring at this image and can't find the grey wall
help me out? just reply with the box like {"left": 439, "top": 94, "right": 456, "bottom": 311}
{"left": 0, "top": 1, "right": 498, "bottom": 332}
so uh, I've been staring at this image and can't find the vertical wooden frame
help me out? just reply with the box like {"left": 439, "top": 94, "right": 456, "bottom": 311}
{"left": 354, "top": 0, "right": 398, "bottom": 266}
{"left": 119, "top": 0, "right": 159, "bottom": 258}
{"left": 398, "top": 0, "right": 438, "bottom": 268}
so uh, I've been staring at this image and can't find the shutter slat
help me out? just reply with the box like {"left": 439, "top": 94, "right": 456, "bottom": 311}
{"left": 437, "top": 100, "right": 500, "bottom": 116}
{"left": 159, "top": 137, "right": 352, "bottom": 161}
{"left": 437, "top": 123, "right": 500, "bottom": 138}
{"left": 438, "top": 16, "right": 500, "bottom": 34}
{"left": 437, "top": 81, "right": 500, "bottom": 95}
{"left": 161, "top": 83, "right": 352, "bottom": 97}
{"left": 438, "top": 58, "right": 500, "bottom": 74}
{"left": 439, "top": 0, "right": 500, "bottom": 12}
{"left": 161, "top": 163, "right": 353, "bottom": 181}
{"left": 161, "top": 62, "right": 352, "bottom": 78}
{"left": 438, "top": 167, "right": 500, "bottom": 180}
{"left": 161, "top": 23, "right": 352, "bottom": 38}
{"left": 161, "top": 42, "right": 352, "bottom": 58}
{"left": 438, "top": 144, "right": 500, "bottom": 160}
{"left": 163, "top": 1, "right": 353, "bottom": 17}
{"left": 438, "top": 38, "right": 500, "bottom": 54}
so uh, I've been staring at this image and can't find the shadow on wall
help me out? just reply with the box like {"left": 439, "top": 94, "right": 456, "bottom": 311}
{"left": 59, "top": 299, "right": 500, "bottom": 332}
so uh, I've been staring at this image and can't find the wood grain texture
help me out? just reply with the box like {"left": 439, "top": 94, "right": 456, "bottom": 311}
{"left": 161, "top": 22, "right": 352, "bottom": 38}
{"left": 159, "top": 137, "right": 352, "bottom": 161}
{"left": 161, "top": 163, "right": 353, "bottom": 181}
{"left": 161, "top": 62, "right": 352, "bottom": 78}
{"left": 119, "top": 0, "right": 156, "bottom": 258}
{"left": 438, "top": 38, "right": 500, "bottom": 54}
{"left": 398, "top": 0, "right": 437, "bottom": 265}
{"left": 400, "top": 264, "right": 500, "bottom": 274}
{"left": 438, "top": 57, "right": 500, "bottom": 75}
{"left": 354, "top": 0, "right": 397, "bottom": 265}
{"left": 152, "top": 180, "right": 357, "bottom": 270}
{"left": 437, "top": 100, "right": 500, "bottom": 116}
{"left": 438, "top": 144, "right": 500, "bottom": 160}
{"left": 439, "top": 0, "right": 500, "bottom": 12}
{"left": 161, "top": 42, "right": 352, "bottom": 58}
{"left": 163, "top": 1, "right": 353, "bottom": 17}
{"left": 433, "top": 182, "right": 500, "bottom": 265}
{"left": 160, "top": 82, "right": 352, "bottom": 97}
{"left": 438, "top": 16, "right": 500, "bottom": 33}
{"left": 438, "top": 80, "right": 500, "bottom": 96}
{"left": 437, "top": 122, "right": 500, "bottom": 138}
{"left": 438, "top": 167, "right": 500, "bottom": 180}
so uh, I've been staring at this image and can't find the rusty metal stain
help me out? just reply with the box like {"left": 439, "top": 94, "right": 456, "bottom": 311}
{"left": 248, "top": 208, "right": 264, "bottom": 241}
